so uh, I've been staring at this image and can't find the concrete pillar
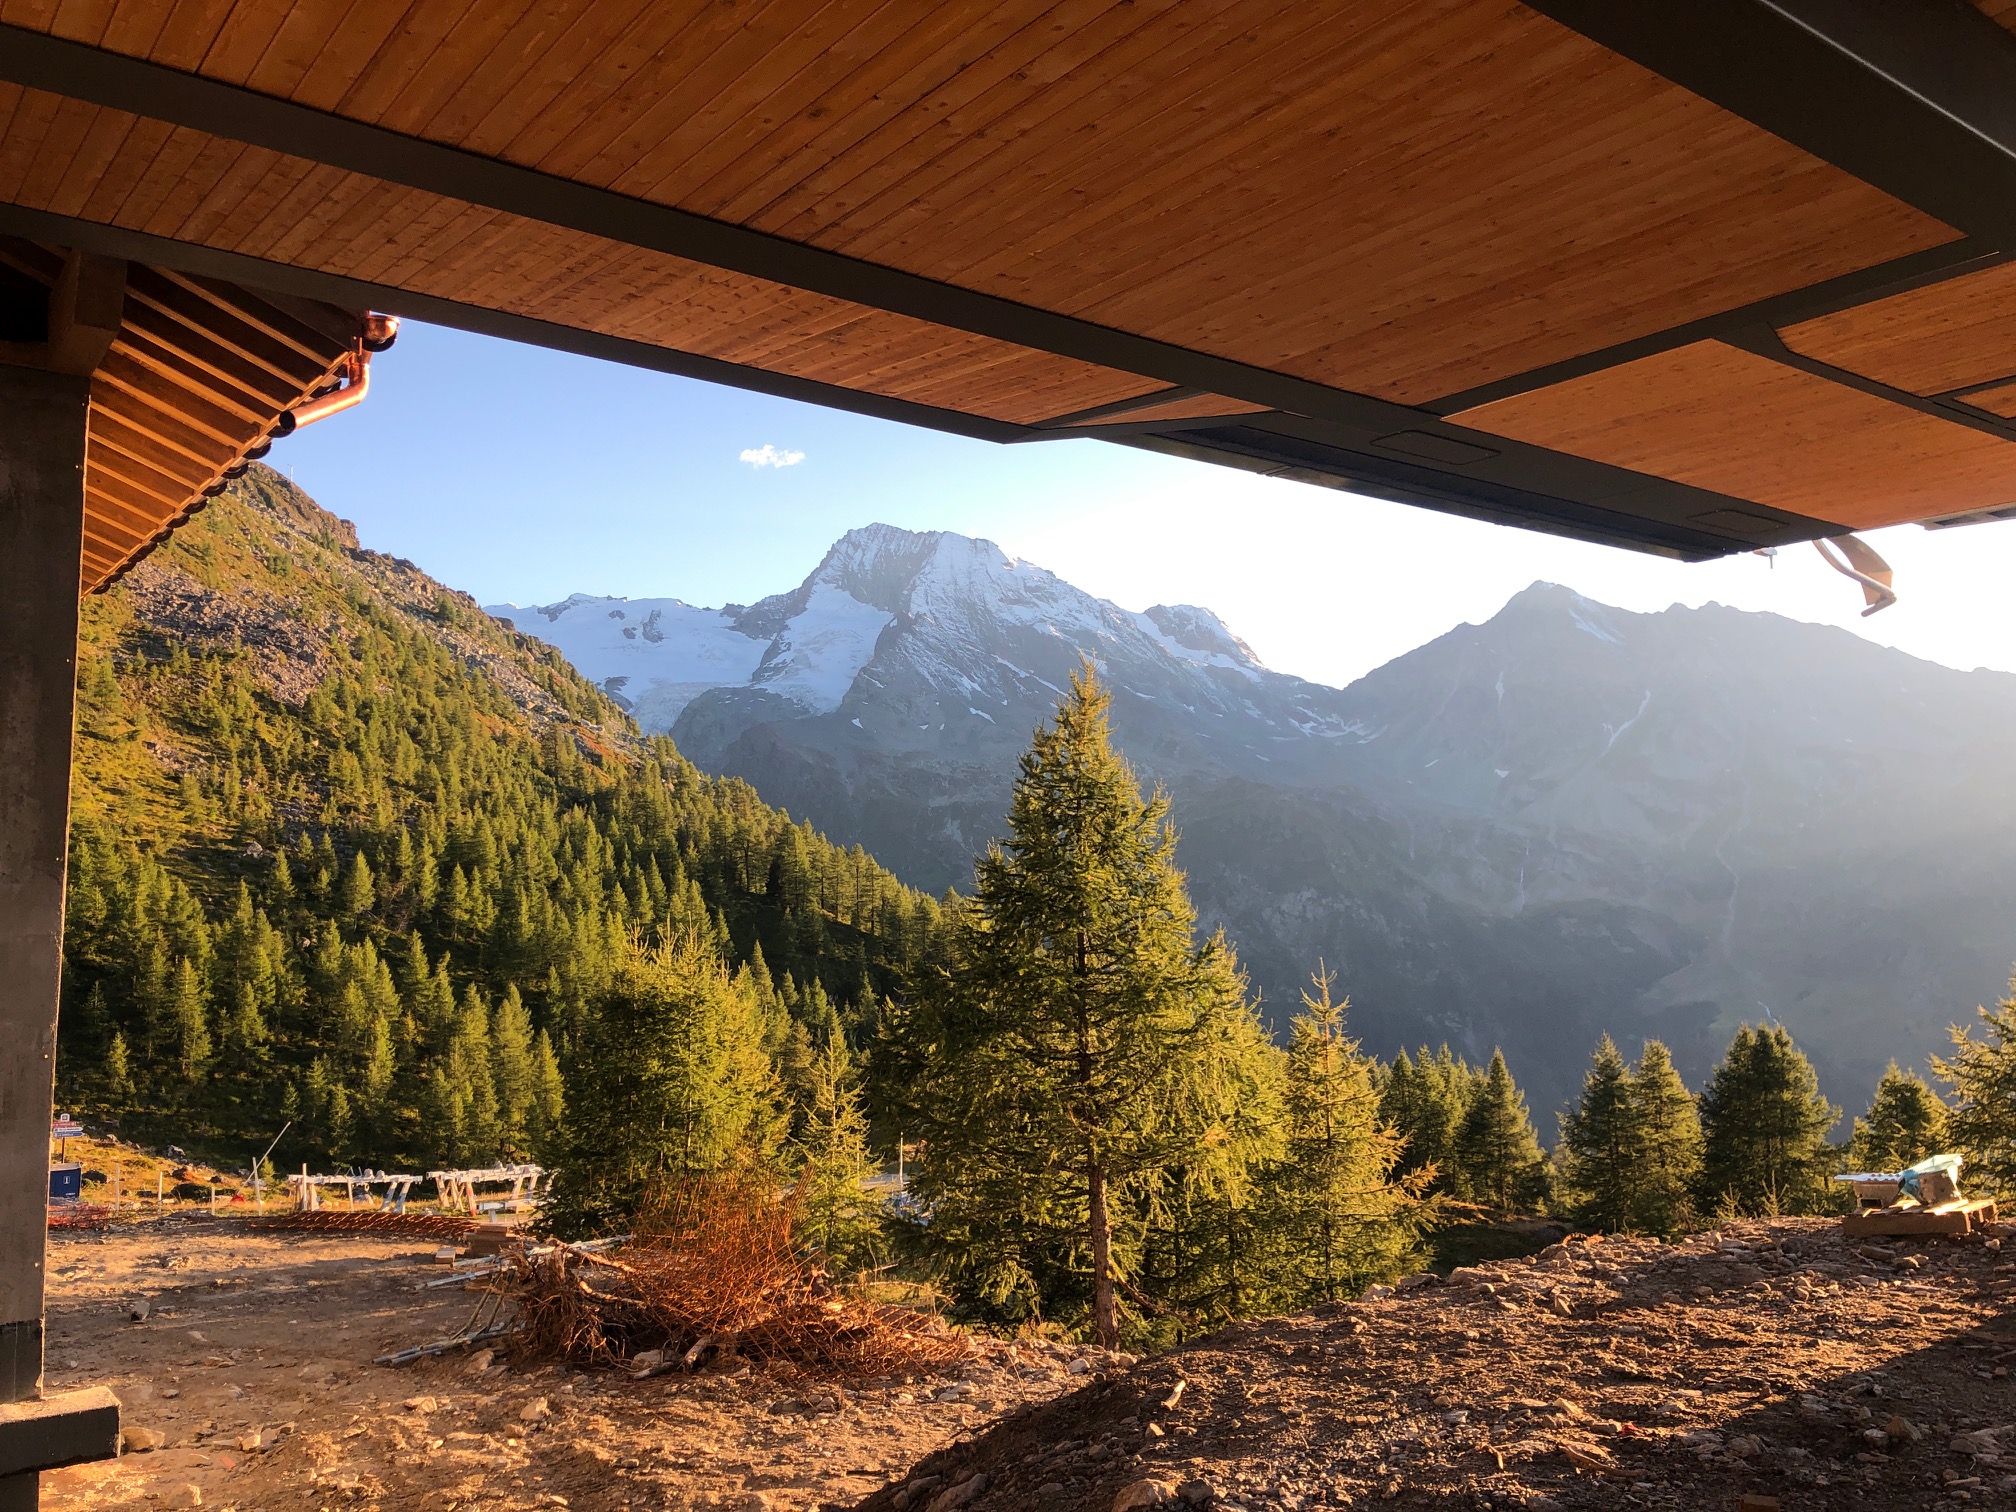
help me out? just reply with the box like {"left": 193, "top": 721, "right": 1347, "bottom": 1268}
{"left": 0, "top": 364, "right": 90, "bottom": 1512}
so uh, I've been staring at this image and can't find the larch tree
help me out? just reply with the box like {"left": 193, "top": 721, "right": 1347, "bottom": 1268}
{"left": 543, "top": 932, "right": 781, "bottom": 1238}
{"left": 791, "top": 1022, "right": 881, "bottom": 1274}
{"left": 1624, "top": 1041, "right": 1703, "bottom": 1236}
{"left": 903, "top": 665, "right": 1273, "bottom": 1348}
{"left": 1265, "top": 968, "right": 1423, "bottom": 1303}
{"left": 1456, "top": 1051, "right": 1546, "bottom": 1213}
{"left": 1848, "top": 1061, "right": 1951, "bottom": 1172}
{"left": 1697, "top": 1024, "right": 1838, "bottom": 1216}
{"left": 1933, "top": 971, "right": 2016, "bottom": 1197}
{"left": 1556, "top": 1036, "right": 1638, "bottom": 1233}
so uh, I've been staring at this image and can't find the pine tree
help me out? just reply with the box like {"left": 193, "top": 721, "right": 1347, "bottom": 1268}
{"left": 1849, "top": 1062, "right": 1950, "bottom": 1172}
{"left": 897, "top": 667, "right": 1274, "bottom": 1347}
{"left": 1378, "top": 1045, "right": 1477, "bottom": 1196}
{"left": 1557, "top": 1036, "right": 1638, "bottom": 1232}
{"left": 338, "top": 850, "right": 375, "bottom": 922}
{"left": 1624, "top": 1041, "right": 1703, "bottom": 1236}
{"left": 492, "top": 985, "right": 538, "bottom": 1156}
{"left": 543, "top": 933, "right": 780, "bottom": 1237}
{"left": 168, "top": 958, "right": 212, "bottom": 1082}
{"left": 1262, "top": 969, "right": 1422, "bottom": 1303}
{"left": 1933, "top": 970, "right": 2016, "bottom": 1197}
{"left": 1698, "top": 1024, "right": 1838, "bottom": 1216}
{"left": 104, "top": 1030, "right": 133, "bottom": 1107}
{"left": 1457, "top": 1051, "right": 1545, "bottom": 1213}
{"left": 791, "top": 1023, "right": 880, "bottom": 1273}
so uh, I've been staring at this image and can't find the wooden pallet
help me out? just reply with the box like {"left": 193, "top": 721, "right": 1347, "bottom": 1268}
{"left": 1841, "top": 1197, "right": 1998, "bottom": 1238}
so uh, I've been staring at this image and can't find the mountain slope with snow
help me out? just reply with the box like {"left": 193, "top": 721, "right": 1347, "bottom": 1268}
{"left": 492, "top": 528, "right": 2016, "bottom": 1115}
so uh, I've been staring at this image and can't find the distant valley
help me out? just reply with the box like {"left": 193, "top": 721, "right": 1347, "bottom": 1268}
{"left": 490, "top": 525, "right": 2016, "bottom": 1115}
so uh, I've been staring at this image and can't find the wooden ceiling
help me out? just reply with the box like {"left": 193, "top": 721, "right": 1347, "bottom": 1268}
{"left": 4, "top": 0, "right": 2016, "bottom": 567}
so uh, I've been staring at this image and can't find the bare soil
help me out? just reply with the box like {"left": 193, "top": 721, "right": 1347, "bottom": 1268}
{"left": 40, "top": 1216, "right": 1090, "bottom": 1511}
{"left": 43, "top": 1216, "right": 2016, "bottom": 1511}
{"left": 853, "top": 1219, "right": 2016, "bottom": 1512}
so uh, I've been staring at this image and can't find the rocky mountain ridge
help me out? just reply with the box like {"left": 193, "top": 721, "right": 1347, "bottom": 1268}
{"left": 492, "top": 525, "right": 2016, "bottom": 1114}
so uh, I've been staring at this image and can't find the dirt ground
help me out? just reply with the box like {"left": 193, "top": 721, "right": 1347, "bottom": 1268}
{"left": 855, "top": 1218, "right": 2016, "bottom": 1512}
{"left": 40, "top": 1215, "right": 1095, "bottom": 1512}
{"left": 41, "top": 1215, "right": 2016, "bottom": 1512}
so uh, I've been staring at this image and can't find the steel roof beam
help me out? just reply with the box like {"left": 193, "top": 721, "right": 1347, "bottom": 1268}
{"left": 1531, "top": 0, "right": 2016, "bottom": 247}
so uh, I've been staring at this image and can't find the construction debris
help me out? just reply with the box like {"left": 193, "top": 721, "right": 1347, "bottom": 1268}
{"left": 1837, "top": 1153, "right": 2000, "bottom": 1238}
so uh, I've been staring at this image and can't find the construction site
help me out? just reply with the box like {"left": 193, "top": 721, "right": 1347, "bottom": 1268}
{"left": 31, "top": 1177, "right": 2016, "bottom": 1511}
{"left": 10, "top": 4, "right": 2016, "bottom": 1511}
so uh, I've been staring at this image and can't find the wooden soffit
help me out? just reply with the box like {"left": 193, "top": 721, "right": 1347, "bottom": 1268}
{"left": 4, "top": 1, "right": 2016, "bottom": 558}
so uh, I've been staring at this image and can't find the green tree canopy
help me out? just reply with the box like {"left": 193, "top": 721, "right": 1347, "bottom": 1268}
{"left": 1624, "top": 1041, "right": 1703, "bottom": 1236}
{"left": 1556, "top": 1036, "right": 1637, "bottom": 1233}
{"left": 1456, "top": 1050, "right": 1546, "bottom": 1213}
{"left": 1849, "top": 1061, "right": 1951, "bottom": 1173}
{"left": 1262, "top": 969, "right": 1423, "bottom": 1303}
{"left": 543, "top": 933, "right": 780, "bottom": 1238}
{"left": 896, "top": 666, "right": 1276, "bottom": 1347}
{"left": 1697, "top": 1024, "right": 1838, "bottom": 1216}
{"left": 1933, "top": 970, "right": 2016, "bottom": 1197}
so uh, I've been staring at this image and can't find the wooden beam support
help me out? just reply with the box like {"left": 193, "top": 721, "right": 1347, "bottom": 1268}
{"left": 0, "top": 363, "right": 91, "bottom": 1512}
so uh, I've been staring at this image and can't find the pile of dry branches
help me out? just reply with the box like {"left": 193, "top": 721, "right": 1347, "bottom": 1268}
{"left": 508, "top": 1171, "right": 968, "bottom": 1378}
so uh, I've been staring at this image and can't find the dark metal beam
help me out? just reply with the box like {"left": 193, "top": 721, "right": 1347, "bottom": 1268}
{"left": 1530, "top": 0, "right": 2016, "bottom": 245}
{"left": 0, "top": 204, "right": 1030, "bottom": 445}
{"left": 1425, "top": 238, "right": 2008, "bottom": 415}
{"left": 0, "top": 201, "right": 1834, "bottom": 560}
{"left": 1118, "top": 409, "right": 1838, "bottom": 561}
{"left": 1720, "top": 326, "right": 2016, "bottom": 444}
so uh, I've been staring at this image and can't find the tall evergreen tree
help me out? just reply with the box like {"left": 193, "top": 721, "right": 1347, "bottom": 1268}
{"left": 791, "top": 1023, "right": 880, "bottom": 1274}
{"left": 897, "top": 667, "right": 1274, "bottom": 1347}
{"left": 1556, "top": 1036, "right": 1637, "bottom": 1232}
{"left": 1697, "top": 1024, "right": 1838, "bottom": 1216}
{"left": 1849, "top": 1061, "right": 1950, "bottom": 1172}
{"left": 1933, "top": 970, "right": 2016, "bottom": 1197}
{"left": 1624, "top": 1041, "right": 1703, "bottom": 1236}
{"left": 1457, "top": 1051, "right": 1546, "bottom": 1213}
{"left": 1261, "top": 969, "right": 1421, "bottom": 1303}
{"left": 1378, "top": 1045, "right": 1478, "bottom": 1196}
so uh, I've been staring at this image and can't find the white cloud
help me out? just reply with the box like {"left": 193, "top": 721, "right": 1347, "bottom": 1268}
{"left": 739, "top": 443, "right": 806, "bottom": 469}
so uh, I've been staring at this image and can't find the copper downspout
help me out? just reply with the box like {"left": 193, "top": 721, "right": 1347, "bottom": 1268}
{"left": 283, "top": 314, "right": 399, "bottom": 433}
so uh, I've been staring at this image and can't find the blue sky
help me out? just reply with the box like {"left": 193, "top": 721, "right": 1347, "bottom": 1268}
{"left": 276, "top": 321, "right": 2016, "bottom": 689}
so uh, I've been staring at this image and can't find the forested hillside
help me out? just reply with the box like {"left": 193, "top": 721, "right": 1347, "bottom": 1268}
{"left": 56, "top": 468, "right": 942, "bottom": 1172}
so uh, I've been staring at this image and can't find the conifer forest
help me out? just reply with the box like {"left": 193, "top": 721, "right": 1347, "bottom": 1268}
{"left": 57, "top": 473, "right": 2016, "bottom": 1346}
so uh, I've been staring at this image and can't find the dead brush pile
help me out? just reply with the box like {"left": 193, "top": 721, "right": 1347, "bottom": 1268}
{"left": 508, "top": 1171, "right": 969, "bottom": 1379}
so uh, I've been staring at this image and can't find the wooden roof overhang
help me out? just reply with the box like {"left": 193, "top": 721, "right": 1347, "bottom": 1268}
{"left": 6, "top": 1, "right": 2016, "bottom": 563}
{"left": 0, "top": 237, "right": 367, "bottom": 592}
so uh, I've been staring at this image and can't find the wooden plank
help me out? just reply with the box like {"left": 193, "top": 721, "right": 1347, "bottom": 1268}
{"left": 131, "top": 0, "right": 237, "bottom": 75}
{"left": 1974, "top": 0, "right": 2016, "bottom": 34}
{"left": 1452, "top": 340, "right": 2016, "bottom": 531}
{"left": 1059, "top": 392, "right": 1269, "bottom": 427}
{"left": 1779, "top": 260, "right": 2016, "bottom": 396}
{"left": 86, "top": 402, "right": 215, "bottom": 486}
{"left": 1841, "top": 1198, "right": 1997, "bottom": 1238}
{"left": 1961, "top": 379, "right": 2016, "bottom": 418}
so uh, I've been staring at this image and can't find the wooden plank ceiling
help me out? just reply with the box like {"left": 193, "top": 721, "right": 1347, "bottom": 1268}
{"left": 2, "top": 0, "right": 2016, "bottom": 565}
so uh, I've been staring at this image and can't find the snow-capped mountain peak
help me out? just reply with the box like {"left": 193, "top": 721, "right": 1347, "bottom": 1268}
{"left": 487, "top": 523, "right": 1283, "bottom": 736}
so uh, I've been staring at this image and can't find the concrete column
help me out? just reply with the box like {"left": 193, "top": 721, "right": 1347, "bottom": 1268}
{"left": 0, "top": 364, "right": 90, "bottom": 1512}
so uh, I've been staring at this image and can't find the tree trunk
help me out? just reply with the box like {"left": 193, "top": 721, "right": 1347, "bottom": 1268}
{"left": 1088, "top": 1159, "right": 1117, "bottom": 1349}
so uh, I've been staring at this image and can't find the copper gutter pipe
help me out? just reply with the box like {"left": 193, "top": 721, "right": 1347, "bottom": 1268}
{"left": 283, "top": 314, "right": 399, "bottom": 433}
